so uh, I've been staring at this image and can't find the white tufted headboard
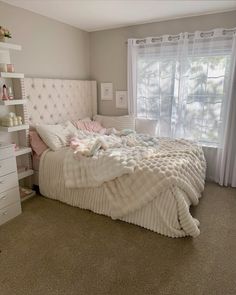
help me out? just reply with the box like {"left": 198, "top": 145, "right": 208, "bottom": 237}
{"left": 23, "top": 78, "right": 97, "bottom": 126}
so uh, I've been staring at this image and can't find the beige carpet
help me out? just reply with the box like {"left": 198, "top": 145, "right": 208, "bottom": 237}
{"left": 0, "top": 182, "right": 236, "bottom": 295}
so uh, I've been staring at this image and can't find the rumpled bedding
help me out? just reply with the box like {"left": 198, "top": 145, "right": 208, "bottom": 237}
{"left": 63, "top": 131, "right": 206, "bottom": 225}
{"left": 64, "top": 131, "right": 159, "bottom": 188}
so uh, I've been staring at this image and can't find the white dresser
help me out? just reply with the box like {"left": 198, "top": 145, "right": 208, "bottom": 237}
{"left": 0, "top": 143, "right": 21, "bottom": 226}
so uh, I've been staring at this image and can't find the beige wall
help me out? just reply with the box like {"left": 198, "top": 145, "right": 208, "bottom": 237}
{"left": 0, "top": 1, "right": 90, "bottom": 79}
{"left": 90, "top": 10, "right": 236, "bottom": 115}
{"left": 1, "top": 1, "right": 236, "bottom": 115}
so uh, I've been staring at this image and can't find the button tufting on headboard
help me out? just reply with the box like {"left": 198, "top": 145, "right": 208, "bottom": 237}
{"left": 24, "top": 78, "right": 97, "bottom": 126}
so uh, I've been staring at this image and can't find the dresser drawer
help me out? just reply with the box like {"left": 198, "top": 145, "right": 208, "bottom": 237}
{"left": 0, "top": 187, "right": 20, "bottom": 209}
{"left": 0, "top": 145, "right": 14, "bottom": 160}
{"left": 0, "top": 172, "right": 18, "bottom": 193}
{"left": 0, "top": 157, "right": 17, "bottom": 177}
{"left": 0, "top": 201, "right": 21, "bottom": 226}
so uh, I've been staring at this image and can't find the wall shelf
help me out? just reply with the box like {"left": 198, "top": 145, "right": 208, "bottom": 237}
{"left": 18, "top": 169, "right": 34, "bottom": 180}
{"left": 0, "top": 99, "right": 26, "bottom": 106}
{"left": 0, "top": 124, "right": 29, "bottom": 132}
{"left": 0, "top": 42, "right": 21, "bottom": 51}
{"left": 0, "top": 72, "right": 24, "bottom": 79}
{"left": 15, "top": 147, "right": 32, "bottom": 157}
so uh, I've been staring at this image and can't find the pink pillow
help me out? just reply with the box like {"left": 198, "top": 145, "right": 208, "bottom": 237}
{"left": 73, "top": 120, "right": 106, "bottom": 133}
{"left": 74, "top": 120, "right": 87, "bottom": 130}
{"left": 29, "top": 130, "right": 48, "bottom": 156}
{"left": 84, "top": 121, "right": 104, "bottom": 132}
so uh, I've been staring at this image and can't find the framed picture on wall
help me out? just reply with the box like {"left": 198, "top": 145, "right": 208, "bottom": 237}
{"left": 101, "top": 83, "right": 113, "bottom": 100}
{"left": 116, "top": 91, "right": 128, "bottom": 109}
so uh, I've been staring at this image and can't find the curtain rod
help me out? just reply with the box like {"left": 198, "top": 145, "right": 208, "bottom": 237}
{"left": 125, "top": 28, "right": 236, "bottom": 44}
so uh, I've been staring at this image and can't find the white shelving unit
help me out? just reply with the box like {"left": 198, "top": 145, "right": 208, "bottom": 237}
{"left": 0, "top": 124, "right": 29, "bottom": 132}
{"left": 21, "top": 190, "right": 36, "bottom": 202}
{"left": 0, "top": 41, "right": 35, "bottom": 202}
{"left": 0, "top": 72, "right": 24, "bottom": 79}
{"left": 18, "top": 169, "right": 34, "bottom": 180}
{"left": 0, "top": 42, "right": 21, "bottom": 51}
{"left": 0, "top": 99, "right": 26, "bottom": 106}
{"left": 15, "top": 147, "right": 32, "bottom": 157}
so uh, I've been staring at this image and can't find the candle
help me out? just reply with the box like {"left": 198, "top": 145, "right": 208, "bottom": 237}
{"left": 7, "top": 64, "right": 14, "bottom": 73}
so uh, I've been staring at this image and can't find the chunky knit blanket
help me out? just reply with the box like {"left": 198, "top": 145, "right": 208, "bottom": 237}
{"left": 105, "top": 137, "right": 206, "bottom": 220}
{"left": 64, "top": 133, "right": 206, "bottom": 227}
{"left": 64, "top": 132, "right": 159, "bottom": 188}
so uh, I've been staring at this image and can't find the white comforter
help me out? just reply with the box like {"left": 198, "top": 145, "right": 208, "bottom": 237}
{"left": 64, "top": 132, "right": 159, "bottom": 188}
{"left": 63, "top": 132, "right": 206, "bottom": 224}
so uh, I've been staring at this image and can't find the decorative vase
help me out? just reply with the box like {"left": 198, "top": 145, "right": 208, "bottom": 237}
{"left": 0, "top": 36, "right": 5, "bottom": 42}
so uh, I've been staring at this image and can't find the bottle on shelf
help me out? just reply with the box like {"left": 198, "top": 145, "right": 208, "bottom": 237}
{"left": 7, "top": 86, "right": 14, "bottom": 99}
{"left": 2, "top": 84, "right": 8, "bottom": 100}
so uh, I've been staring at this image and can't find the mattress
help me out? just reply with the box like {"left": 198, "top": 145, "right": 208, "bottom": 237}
{"left": 39, "top": 148, "right": 202, "bottom": 238}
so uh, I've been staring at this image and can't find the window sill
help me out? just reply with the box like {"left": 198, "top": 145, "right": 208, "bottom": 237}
{"left": 198, "top": 142, "right": 219, "bottom": 149}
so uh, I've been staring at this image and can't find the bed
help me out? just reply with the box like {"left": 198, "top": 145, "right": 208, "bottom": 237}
{"left": 25, "top": 78, "right": 206, "bottom": 238}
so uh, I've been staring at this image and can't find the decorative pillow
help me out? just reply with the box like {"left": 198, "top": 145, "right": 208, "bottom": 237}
{"left": 135, "top": 118, "right": 158, "bottom": 136}
{"left": 84, "top": 121, "right": 105, "bottom": 133}
{"left": 81, "top": 117, "right": 92, "bottom": 122}
{"left": 93, "top": 115, "right": 135, "bottom": 131}
{"left": 73, "top": 120, "right": 87, "bottom": 130}
{"left": 36, "top": 121, "right": 78, "bottom": 151}
{"left": 29, "top": 130, "right": 48, "bottom": 156}
{"left": 72, "top": 117, "right": 91, "bottom": 128}
{"left": 73, "top": 120, "right": 106, "bottom": 134}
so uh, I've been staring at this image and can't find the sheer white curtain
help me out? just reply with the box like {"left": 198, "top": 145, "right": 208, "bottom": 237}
{"left": 215, "top": 35, "right": 236, "bottom": 186}
{"left": 128, "top": 29, "right": 236, "bottom": 186}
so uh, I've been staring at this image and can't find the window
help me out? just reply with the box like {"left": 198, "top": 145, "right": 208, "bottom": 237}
{"left": 132, "top": 37, "right": 232, "bottom": 146}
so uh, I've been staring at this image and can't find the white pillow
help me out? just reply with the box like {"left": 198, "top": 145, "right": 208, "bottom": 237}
{"left": 93, "top": 115, "right": 135, "bottom": 131}
{"left": 36, "top": 121, "right": 77, "bottom": 151}
{"left": 135, "top": 118, "right": 158, "bottom": 136}
{"left": 80, "top": 117, "right": 91, "bottom": 122}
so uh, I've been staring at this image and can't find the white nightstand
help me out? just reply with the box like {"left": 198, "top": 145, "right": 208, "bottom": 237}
{"left": 0, "top": 143, "right": 21, "bottom": 226}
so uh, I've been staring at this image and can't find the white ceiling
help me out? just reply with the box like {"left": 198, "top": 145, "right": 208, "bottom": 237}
{"left": 3, "top": 0, "right": 236, "bottom": 32}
